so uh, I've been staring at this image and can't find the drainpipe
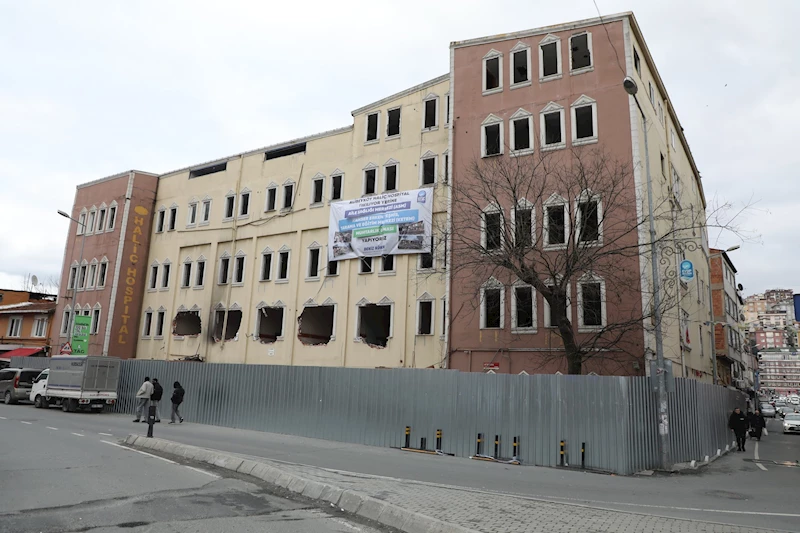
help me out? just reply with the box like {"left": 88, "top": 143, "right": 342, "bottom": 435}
{"left": 220, "top": 155, "right": 244, "bottom": 357}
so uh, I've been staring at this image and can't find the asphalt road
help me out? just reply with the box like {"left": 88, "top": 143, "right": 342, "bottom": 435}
{"left": 2, "top": 403, "right": 799, "bottom": 531}
{"left": 0, "top": 405, "right": 387, "bottom": 533}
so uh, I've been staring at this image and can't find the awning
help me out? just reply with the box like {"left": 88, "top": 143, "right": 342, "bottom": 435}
{"left": 2, "top": 347, "right": 45, "bottom": 357}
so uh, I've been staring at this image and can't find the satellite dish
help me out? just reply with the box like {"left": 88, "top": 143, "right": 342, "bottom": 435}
{"left": 738, "top": 283, "right": 744, "bottom": 291}
{"left": 31, "top": 275, "right": 39, "bottom": 287}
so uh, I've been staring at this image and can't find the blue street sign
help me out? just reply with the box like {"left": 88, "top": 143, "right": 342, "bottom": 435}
{"left": 679, "top": 260, "right": 694, "bottom": 282}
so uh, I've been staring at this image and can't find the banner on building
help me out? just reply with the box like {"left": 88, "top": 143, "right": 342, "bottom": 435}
{"left": 71, "top": 315, "right": 91, "bottom": 356}
{"left": 328, "top": 189, "right": 432, "bottom": 260}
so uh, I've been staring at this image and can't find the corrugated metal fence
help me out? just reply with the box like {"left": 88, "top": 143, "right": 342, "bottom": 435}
{"left": 11, "top": 357, "right": 746, "bottom": 474}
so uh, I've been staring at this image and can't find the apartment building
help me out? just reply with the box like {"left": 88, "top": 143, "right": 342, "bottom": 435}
{"left": 710, "top": 248, "right": 749, "bottom": 387}
{"left": 446, "top": 13, "right": 713, "bottom": 378}
{"left": 135, "top": 76, "right": 449, "bottom": 367}
{"left": 759, "top": 351, "right": 800, "bottom": 394}
{"left": 0, "top": 290, "right": 56, "bottom": 356}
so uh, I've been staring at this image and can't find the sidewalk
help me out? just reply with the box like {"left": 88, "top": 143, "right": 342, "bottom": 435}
{"left": 125, "top": 435, "right": 788, "bottom": 533}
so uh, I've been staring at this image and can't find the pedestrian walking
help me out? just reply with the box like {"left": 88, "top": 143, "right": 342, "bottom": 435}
{"left": 169, "top": 381, "right": 185, "bottom": 424}
{"left": 133, "top": 377, "right": 153, "bottom": 423}
{"left": 748, "top": 409, "right": 766, "bottom": 441}
{"left": 728, "top": 407, "right": 749, "bottom": 452}
{"left": 151, "top": 378, "right": 164, "bottom": 423}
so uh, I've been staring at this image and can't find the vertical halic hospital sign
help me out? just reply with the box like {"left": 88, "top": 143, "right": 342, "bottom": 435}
{"left": 328, "top": 189, "right": 433, "bottom": 260}
{"left": 117, "top": 205, "right": 149, "bottom": 346}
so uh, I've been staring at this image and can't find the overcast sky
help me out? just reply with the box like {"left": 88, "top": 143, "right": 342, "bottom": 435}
{"left": 1, "top": 0, "right": 796, "bottom": 297}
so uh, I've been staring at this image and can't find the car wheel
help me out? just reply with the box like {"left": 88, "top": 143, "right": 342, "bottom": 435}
{"left": 62, "top": 400, "right": 69, "bottom": 412}
{"left": 34, "top": 395, "right": 42, "bottom": 408}
{"left": 3, "top": 391, "right": 11, "bottom": 405}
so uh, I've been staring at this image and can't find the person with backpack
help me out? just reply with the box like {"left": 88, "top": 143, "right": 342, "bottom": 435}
{"left": 150, "top": 378, "right": 164, "bottom": 423}
{"left": 169, "top": 381, "right": 185, "bottom": 424}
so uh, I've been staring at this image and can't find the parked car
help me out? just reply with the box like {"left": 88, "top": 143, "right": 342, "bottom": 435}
{"left": 0, "top": 368, "right": 40, "bottom": 404}
{"left": 783, "top": 413, "right": 800, "bottom": 434}
{"left": 791, "top": 396, "right": 800, "bottom": 405}
{"left": 760, "top": 403, "right": 777, "bottom": 418}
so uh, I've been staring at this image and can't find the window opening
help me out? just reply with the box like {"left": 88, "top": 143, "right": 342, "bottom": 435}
{"left": 298, "top": 306, "right": 334, "bottom": 345}
{"left": 358, "top": 304, "right": 391, "bottom": 347}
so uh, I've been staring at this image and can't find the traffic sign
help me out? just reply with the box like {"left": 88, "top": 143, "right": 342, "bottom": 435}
{"left": 60, "top": 342, "right": 72, "bottom": 355}
{"left": 679, "top": 260, "right": 694, "bottom": 282}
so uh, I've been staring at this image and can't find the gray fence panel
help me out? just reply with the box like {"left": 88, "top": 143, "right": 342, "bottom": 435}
{"left": 10, "top": 357, "right": 50, "bottom": 370}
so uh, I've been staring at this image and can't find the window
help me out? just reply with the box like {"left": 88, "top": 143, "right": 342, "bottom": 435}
{"left": 363, "top": 166, "right": 377, "bottom": 195}
{"left": 77, "top": 211, "right": 87, "bottom": 235}
{"left": 571, "top": 96, "right": 597, "bottom": 144}
{"left": 283, "top": 182, "right": 294, "bottom": 209}
{"left": 514, "top": 204, "right": 533, "bottom": 247}
{"left": 266, "top": 186, "right": 277, "bottom": 211}
{"left": 87, "top": 209, "right": 96, "bottom": 234}
{"left": 672, "top": 166, "right": 682, "bottom": 206}
{"left": 510, "top": 44, "right": 530, "bottom": 85}
{"left": 633, "top": 48, "right": 641, "bottom": 75}
{"left": 356, "top": 302, "right": 392, "bottom": 347}
{"left": 224, "top": 194, "right": 235, "bottom": 219}
{"left": 161, "top": 262, "right": 171, "bottom": 289}
{"left": 256, "top": 305, "right": 285, "bottom": 343}
{"left": 366, "top": 112, "right": 379, "bottom": 142}
{"left": 188, "top": 202, "right": 198, "bottom": 226}
{"left": 481, "top": 114, "right": 503, "bottom": 157}
{"left": 31, "top": 316, "right": 47, "bottom": 338}
{"left": 239, "top": 190, "right": 251, "bottom": 217}
{"left": 219, "top": 256, "right": 230, "bottom": 285}
{"left": 579, "top": 279, "right": 604, "bottom": 329}
{"left": 483, "top": 210, "right": 502, "bottom": 251}
{"left": 7, "top": 316, "right": 22, "bottom": 337}
{"left": 423, "top": 96, "right": 438, "bottom": 129}
{"left": 195, "top": 259, "right": 206, "bottom": 287}
{"left": 539, "top": 35, "right": 562, "bottom": 80}
{"left": 360, "top": 256, "right": 373, "bottom": 274}
{"left": 648, "top": 81, "right": 655, "bottom": 107}
{"left": 420, "top": 154, "right": 436, "bottom": 186}
{"left": 483, "top": 50, "right": 502, "bottom": 93}
{"left": 61, "top": 307, "right": 71, "bottom": 336}
{"left": 384, "top": 162, "right": 398, "bottom": 192}
{"left": 331, "top": 174, "right": 343, "bottom": 201}
{"left": 387, "top": 107, "right": 401, "bottom": 137}
{"left": 510, "top": 109, "right": 533, "bottom": 154}
{"left": 544, "top": 198, "right": 567, "bottom": 247}
{"left": 671, "top": 129, "right": 676, "bottom": 149}
{"left": 182, "top": 261, "right": 192, "bottom": 288}
{"left": 307, "top": 248, "right": 321, "bottom": 279}
{"left": 311, "top": 176, "right": 324, "bottom": 205}
{"left": 201, "top": 199, "right": 211, "bottom": 224}
{"left": 87, "top": 262, "right": 97, "bottom": 289}
{"left": 155, "top": 310, "right": 166, "bottom": 338}
{"left": 141, "top": 311, "right": 153, "bottom": 337}
{"left": 260, "top": 252, "right": 272, "bottom": 281}
{"left": 445, "top": 94, "right": 451, "bottom": 125}
{"left": 233, "top": 254, "right": 245, "bottom": 284}
{"left": 278, "top": 250, "right": 290, "bottom": 281}
{"left": 78, "top": 263, "right": 88, "bottom": 290}
{"left": 149, "top": 263, "right": 158, "bottom": 290}
{"left": 418, "top": 300, "right": 434, "bottom": 335}
{"left": 512, "top": 285, "right": 535, "bottom": 331}
{"left": 68, "top": 265, "right": 78, "bottom": 290}
{"left": 569, "top": 32, "right": 592, "bottom": 71}
{"left": 657, "top": 101, "right": 664, "bottom": 125}
{"left": 107, "top": 205, "right": 117, "bottom": 231}
{"left": 578, "top": 196, "right": 600, "bottom": 243}
{"left": 327, "top": 259, "right": 339, "bottom": 276}
{"left": 660, "top": 153, "right": 666, "bottom": 176}
{"left": 156, "top": 208, "right": 165, "bottom": 233}
{"left": 168, "top": 205, "right": 177, "bottom": 230}
{"left": 381, "top": 255, "right": 394, "bottom": 273}
{"left": 544, "top": 283, "right": 571, "bottom": 328}
{"left": 541, "top": 103, "right": 565, "bottom": 149}
{"left": 481, "top": 281, "right": 504, "bottom": 329}
{"left": 419, "top": 237, "right": 434, "bottom": 270}
{"left": 97, "top": 207, "right": 106, "bottom": 232}
{"left": 91, "top": 306, "right": 101, "bottom": 335}
{"left": 444, "top": 153, "right": 449, "bottom": 183}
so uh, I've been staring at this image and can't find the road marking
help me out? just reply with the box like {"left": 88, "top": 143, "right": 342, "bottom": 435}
{"left": 21, "top": 421, "right": 32, "bottom": 425}
{"left": 184, "top": 466, "right": 220, "bottom": 479}
{"left": 754, "top": 441, "right": 768, "bottom": 471}
{"left": 0, "top": 416, "right": 6, "bottom": 419}
{"left": 46, "top": 426, "right": 58, "bottom": 430}
{"left": 101, "top": 440, "right": 176, "bottom": 464}
{"left": 99, "top": 432, "right": 113, "bottom": 436}
{"left": 71, "top": 432, "right": 84, "bottom": 437}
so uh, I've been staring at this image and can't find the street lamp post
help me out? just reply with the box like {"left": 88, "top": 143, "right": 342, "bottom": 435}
{"left": 58, "top": 209, "right": 87, "bottom": 351}
{"left": 707, "top": 245, "right": 740, "bottom": 385}
{"left": 623, "top": 76, "right": 670, "bottom": 470}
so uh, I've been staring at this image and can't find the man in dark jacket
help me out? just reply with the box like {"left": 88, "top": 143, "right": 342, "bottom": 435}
{"left": 748, "top": 409, "right": 766, "bottom": 441}
{"left": 169, "top": 381, "right": 185, "bottom": 424}
{"left": 150, "top": 379, "right": 164, "bottom": 423}
{"left": 729, "top": 407, "right": 749, "bottom": 451}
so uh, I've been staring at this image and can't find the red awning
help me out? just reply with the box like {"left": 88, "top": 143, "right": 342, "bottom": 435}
{"left": 2, "top": 347, "right": 45, "bottom": 357}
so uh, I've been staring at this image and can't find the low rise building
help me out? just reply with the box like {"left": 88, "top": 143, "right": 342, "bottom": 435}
{"left": 0, "top": 289, "right": 57, "bottom": 356}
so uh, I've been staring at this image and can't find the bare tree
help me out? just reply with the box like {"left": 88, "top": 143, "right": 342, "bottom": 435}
{"left": 18, "top": 273, "right": 60, "bottom": 296}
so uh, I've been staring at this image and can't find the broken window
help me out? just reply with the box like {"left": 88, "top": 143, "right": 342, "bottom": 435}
{"left": 421, "top": 156, "right": 435, "bottom": 185}
{"left": 266, "top": 187, "right": 277, "bottom": 211}
{"left": 256, "top": 306, "right": 284, "bottom": 343}
{"left": 419, "top": 237, "right": 434, "bottom": 270}
{"left": 224, "top": 195, "right": 235, "bottom": 219}
{"left": 381, "top": 255, "right": 394, "bottom": 272}
{"left": 283, "top": 183, "right": 294, "bottom": 209}
{"left": 155, "top": 310, "right": 166, "bottom": 337}
{"left": 541, "top": 42, "right": 559, "bottom": 77}
{"left": 234, "top": 255, "right": 245, "bottom": 284}
{"left": 307, "top": 248, "right": 320, "bottom": 278}
{"left": 327, "top": 259, "right": 339, "bottom": 276}
{"left": 384, "top": 164, "right": 397, "bottom": 192}
{"left": 483, "top": 287, "right": 502, "bottom": 329}
{"left": 570, "top": 33, "right": 591, "bottom": 70}
{"left": 260, "top": 253, "right": 272, "bottom": 281}
{"left": 581, "top": 282, "right": 603, "bottom": 327}
{"left": 161, "top": 263, "right": 171, "bottom": 289}
{"left": 485, "top": 56, "right": 500, "bottom": 90}
{"left": 387, "top": 108, "right": 401, "bottom": 137}
{"left": 417, "top": 300, "right": 433, "bottom": 335}
{"left": 484, "top": 211, "right": 501, "bottom": 251}
{"left": 424, "top": 98, "right": 437, "bottom": 129}
{"left": 514, "top": 286, "right": 534, "bottom": 329}
{"left": 366, "top": 112, "right": 379, "bottom": 142}
{"left": 195, "top": 260, "right": 205, "bottom": 286}
{"left": 278, "top": 251, "right": 290, "bottom": 280}
{"left": 544, "top": 111, "right": 562, "bottom": 145}
{"left": 575, "top": 105, "right": 594, "bottom": 139}
{"left": 239, "top": 191, "right": 250, "bottom": 216}
{"left": 219, "top": 257, "right": 230, "bottom": 284}
{"left": 578, "top": 200, "right": 600, "bottom": 242}
{"left": 364, "top": 168, "right": 377, "bottom": 195}
{"left": 360, "top": 256, "right": 373, "bottom": 274}
{"left": 168, "top": 206, "right": 177, "bottom": 230}
{"left": 358, "top": 304, "right": 391, "bottom": 347}
{"left": 546, "top": 205, "right": 566, "bottom": 245}
{"left": 156, "top": 209, "right": 165, "bottom": 233}
{"left": 149, "top": 264, "right": 158, "bottom": 290}
{"left": 312, "top": 178, "right": 324, "bottom": 204}
{"left": 182, "top": 262, "right": 192, "bottom": 288}
{"left": 173, "top": 311, "right": 202, "bottom": 336}
{"left": 484, "top": 123, "right": 501, "bottom": 156}
{"left": 513, "top": 49, "right": 528, "bottom": 84}
{"left": 213, "top": 309, "right": 242, "bottom": 341}
{"left": 298, "top": 306, "right": 334, "bottom": 345}
{"left": 514, "top": 207, "right": 533, "bottom": 247}
{"left": 331, "top": 175, "right": 343, "bottom": 201}
{"left": 513, "top": 117, "right": 530, "bottom": 151}
{"left": 660, "top": 153, "right": 666, "bottom": 177}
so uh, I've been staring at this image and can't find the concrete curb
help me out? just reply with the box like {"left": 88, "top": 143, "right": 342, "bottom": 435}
{"left": 125, "top": 435, "right": 478, "bottom": 533}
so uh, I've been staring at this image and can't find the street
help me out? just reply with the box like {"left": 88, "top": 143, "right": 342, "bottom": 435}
{"left": 2, "top": 403, "right": 799, "bottom": 532}
{"left": 0, "top": 404, "right": 388, "bottom": 533}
